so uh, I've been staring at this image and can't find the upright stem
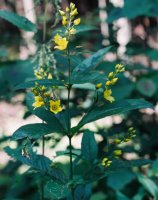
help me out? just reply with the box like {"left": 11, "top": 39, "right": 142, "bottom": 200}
{"left": 40, "top": 0, "right": 47, "bottom": 199}
{"left": 41, "top": 136, "right": 45, "bottom": 200}
{"left": 69, "top": 135, "right": 73, "bottom": 180}
{"left": 67, "top": 43, "right": 73, "bottom": 198}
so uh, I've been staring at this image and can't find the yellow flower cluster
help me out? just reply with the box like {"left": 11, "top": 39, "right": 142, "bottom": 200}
{"left": 104, "top": 64, "right": 125, "bottom": 103}
{"left": 53, "top": 2, "right": 81, "bottom": 51}
{"left": 102, "top": 157, "right": 112, "bottom": 168}
{"left": 34, "top": 68, "right": 53, "bottom": 80}
{"left": 114, "top": 127, "right": 136, "bottom": 145}
{"left": 32, "top": 83, "right": 62, "bottom": 114}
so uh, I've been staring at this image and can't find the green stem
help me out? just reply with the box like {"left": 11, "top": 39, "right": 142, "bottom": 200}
{"left": 69, "top": 135, "right": 73, "bottom": 180}
{"left": 67, "top": 43, "right": 74, "bottom": 199}
{"left": 41, "top": 136, "right": 45, "bottom": 200}
{"left": 40, "top": 0, "right": 47, "bottom": 199}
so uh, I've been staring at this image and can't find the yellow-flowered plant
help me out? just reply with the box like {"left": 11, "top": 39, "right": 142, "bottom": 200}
{"left": 32, "top": 82, "right": 62, "bottom": 114}
{"left": 53, "top": 2, "right": 81, "bottom": 51}
{"left": 7, "top": 2, "right": 152, "bottom": 200}
{"left": 104, "top": 64, "right": 125, "bottom": 103}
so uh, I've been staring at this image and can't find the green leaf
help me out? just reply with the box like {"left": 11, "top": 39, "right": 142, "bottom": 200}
{"left": 15, "top": 79, "right": 65, "bottom": 90}
{"left": 108, "top": 0, "right": 153, "bottom": 22}
{"left": 116, "top": 191, "right": 130, "bottom": 200}
{"left": 137, "top": 78, "right": 157, "bottom": 97}
{"left": 70, "top": 72, "right": 106, "bottom": 85}
{"left": 132, "top": 188, "right": 145, "bottom": 200}
{"left": 82, "top": 159, "right": 151, "bottom": 183}
{"left": 45, "top": 180, "right": 69, "bottom": 199}
{"left": 4, "top": 146, "right": 67, "bottom": 183}
{"left": 137, "top": 174, "right": 158, "bottom": 198}
{"left": 12, "top": 123, "right": 55, "bottom": 140}
{"left": 81, "top": 131, "right": 98, "bottom": 162}
{"left": 26, "top": 93, "right": 67, "bottom": 133}
{"left": 72, "top": 47, "right": 112, "bottom": 76}
{"left": 90, "top": 192, "right": 106, "bottom": 200}
{"left": 76, "top": 99, "right": 153, "bottom": 130}
{"left": 107, "top": 169, "right": 135, "bottom": 190}
{"left": 74, "top": 184, "right": 92, "bottom": 200}
{"left": 0, "top": 10, "right": 37, "bottom": 32}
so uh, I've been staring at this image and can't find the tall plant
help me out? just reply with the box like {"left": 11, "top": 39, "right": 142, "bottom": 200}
{"left": 3, "top": 1, "right": 153, "bottom": 199}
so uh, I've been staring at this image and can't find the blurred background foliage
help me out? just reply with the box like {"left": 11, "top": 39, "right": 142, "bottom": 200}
{"left": 0, "top": 0, "right": 158, "bottom": 199}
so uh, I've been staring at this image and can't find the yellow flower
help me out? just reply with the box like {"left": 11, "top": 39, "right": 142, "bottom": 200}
{"left": 48, "top": 73, "right": 53, "bottom": 79}
{"left": 95, "top": 83, "right": 102, "bottom": 89}
{"left": 50, "top": 100, "right": 62, "bottom": 114}
{"left": 59, "top": 10, "right": 65, "bottom": 16}
{"left": 66, "top": 6, "right": 70, "bottom": 12}
{"left": 74, "top": 18, "right": 81, "bottom": 25}
{"left": 70, "top": 8, "right": 78, "bottom": 16}
{"left": 32, "top": 96, "right": 44, "bottom": 108}
{"left": 62, "top": 16, "right": 67, "bottom": 26}
{"left": 54, "top": 34, "right": 68, "bottom": 50}
{"left": 70, "top": 2, "right": 75, "bottom": 10}
{"left": 108, "top": 72, "right": 114, "bottom": 79}
{"left": 105, "top": 80, "right": 112, "bottom": 86}
{"left": 104, "top": 89, "right": 115, "bottom": 103}
{"left": 113, "top": 150, "right": 122, "bottom": 157}
{"left": 111, "top": 77, "right": 118, "bottom": 85}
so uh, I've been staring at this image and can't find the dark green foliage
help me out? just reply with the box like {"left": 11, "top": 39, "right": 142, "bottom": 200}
{"left": 0, "top": 10, "right": 37, "bottom": 32}
{"left": 81, "top": 131, "right": 98, "bottom": 162}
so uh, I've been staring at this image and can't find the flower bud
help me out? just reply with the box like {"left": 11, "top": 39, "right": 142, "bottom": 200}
{"left": 66, "top": 6, "right": 70, "bottom": 12}
{"left": 106, "top": 80, "right": 111, "bottom": 86}
{"left": 59, "top": 10, "right": 65, "bottom": 16}
{"left": 95, "top": 83, "right": 102, "bottom": 89}
{"left": 70, "top": 2, "right": 75, "bottom": 10}
{"left": 74, "top": 18, "right": 81, "bottom": 25}
{"left": 108, "top": 72, "right": 114, "bottom": 79}
{"left": 111, "top": 77, "right": 118, "bottom": 85}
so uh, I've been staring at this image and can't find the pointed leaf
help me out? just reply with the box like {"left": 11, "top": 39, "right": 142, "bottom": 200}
{"left": 137, "top": 174, "right": 158, "bottom": 198}
{"left": 45, "top": 180, "right": 69, "bottom": 199}
{"left": 81, "top": 131, "right": 98, "bottom": 162}
{"left": 0, "top": 10, "right": 37, "bottom": 32}
{"left": 15, "top": 79, "right": 65, "bottom": 90}
{"left": 4, "top": 146, "right": 67, "bottom": 183}
{"left": 12, "top": 123, "right": 55, "bottom": 140}
{"left": 77, "top": 99, "right": 153, "bottom": 129}
{"left": 72, "top": 47, "right": 112, "bottom": 76}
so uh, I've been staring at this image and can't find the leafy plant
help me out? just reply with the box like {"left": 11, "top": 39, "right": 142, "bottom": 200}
{"left": 1, "top": 1, "right": 155, "bottom": 200}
